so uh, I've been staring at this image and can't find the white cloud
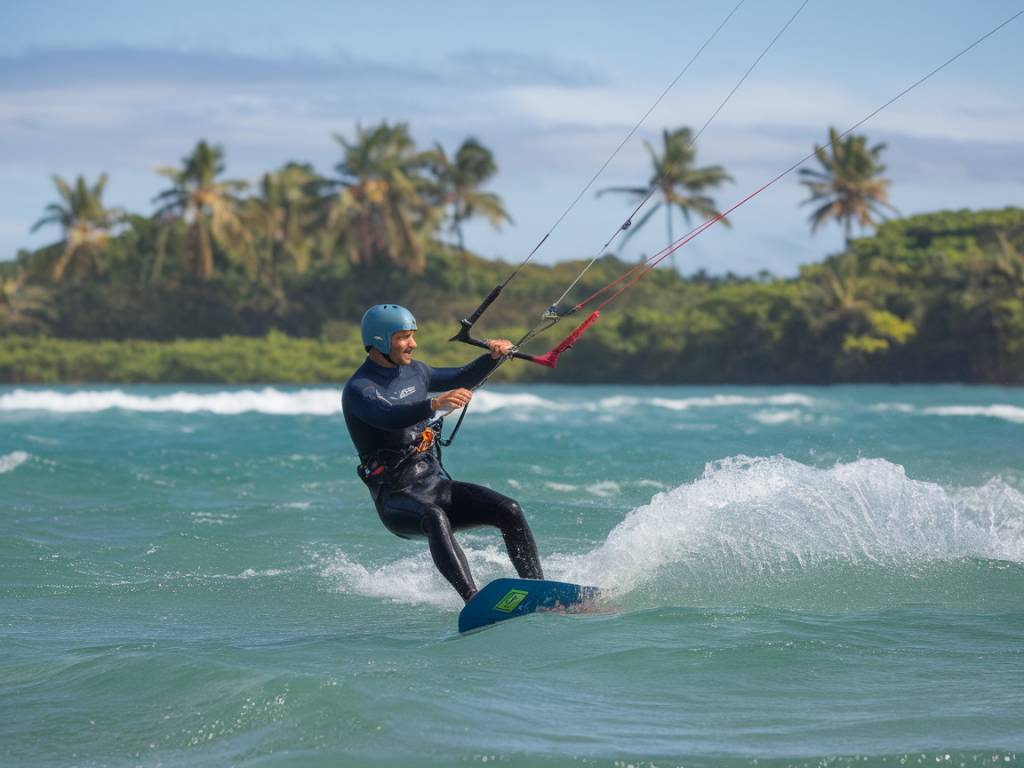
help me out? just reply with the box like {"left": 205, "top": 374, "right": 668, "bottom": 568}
{"left": 2, "top": 41, "right": 1022, "bottom": 273}
{"left": 506, "top": 76, "right": 1024, "bottom": 148}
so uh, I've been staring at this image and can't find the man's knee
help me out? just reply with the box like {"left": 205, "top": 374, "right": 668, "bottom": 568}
{"left": 419, "top": 506, "right": 451, "bottom": 537}
{"left": 498, "top": 499, "right": 528, "bottom": 529}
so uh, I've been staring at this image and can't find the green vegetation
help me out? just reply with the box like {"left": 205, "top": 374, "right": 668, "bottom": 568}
{"left": 2, "top": 122, "right": 1022, "bottom": 385}
{"left": 0, "top": 327, "right": 526, "bottom": 385}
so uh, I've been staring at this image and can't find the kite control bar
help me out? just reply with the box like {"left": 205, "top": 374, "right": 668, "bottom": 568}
{"left": 450, "top": 310, "right": 601, "bottom": 369}
{"left": 449, "top": 316, "right": 546, "bottom": 364}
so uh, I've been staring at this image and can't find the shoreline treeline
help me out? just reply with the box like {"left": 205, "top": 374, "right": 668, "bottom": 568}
{"left": 1, "top": 124, "right": 1022, "bottom": 384}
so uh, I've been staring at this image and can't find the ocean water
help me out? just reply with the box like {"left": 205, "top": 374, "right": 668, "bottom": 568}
{"left": 1, "top": 383, "right": 1022, "bottom": 767}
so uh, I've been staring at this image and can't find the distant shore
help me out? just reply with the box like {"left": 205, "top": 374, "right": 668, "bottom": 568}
{"left": 2, "top": 332, "right": 1019, "bottom": 386}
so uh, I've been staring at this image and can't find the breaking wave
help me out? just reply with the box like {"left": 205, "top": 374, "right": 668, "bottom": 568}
{"left": 559, "top": 456, "right": 1024, "bottom": 608}
{"left": 0, "top": 387, "right": 342, "bottom": 415}
{"left": 0, "top": 387, "right": 817, "bottom": 417}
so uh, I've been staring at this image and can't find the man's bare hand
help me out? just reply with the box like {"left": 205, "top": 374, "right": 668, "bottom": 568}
{"left": 432, "top": 388, "right": 473, "bottom": 412}
{"left": 486, "top": 338, "right": 515, "bottom": 359}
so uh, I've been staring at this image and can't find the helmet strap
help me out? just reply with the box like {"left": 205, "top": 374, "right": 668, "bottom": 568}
{"left": 366, "top": 347, "right": 397, "bottom": 368}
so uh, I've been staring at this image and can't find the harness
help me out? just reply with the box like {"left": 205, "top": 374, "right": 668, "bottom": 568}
{"left": 356, "top": 422, "right": 441, "bottom": 483}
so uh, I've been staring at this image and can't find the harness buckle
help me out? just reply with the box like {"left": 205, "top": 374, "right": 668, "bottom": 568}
{"left": 415, "top": 426, "right": 436, "bottom": 453}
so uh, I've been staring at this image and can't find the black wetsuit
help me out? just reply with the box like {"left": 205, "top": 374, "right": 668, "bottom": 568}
{"left": 342, "top": 354, "right": 543, "bottom": 599}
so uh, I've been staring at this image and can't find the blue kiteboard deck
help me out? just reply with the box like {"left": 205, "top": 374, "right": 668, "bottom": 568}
{"left": 458, "top": 577, "right": 600, "bottom": 633}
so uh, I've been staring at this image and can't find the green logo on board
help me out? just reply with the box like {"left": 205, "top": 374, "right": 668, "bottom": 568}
{"left": 494, "top": 588, "right": 529, "bottom": 613}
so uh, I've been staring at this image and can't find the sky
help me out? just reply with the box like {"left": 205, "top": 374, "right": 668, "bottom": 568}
{"left": 1, "top": 0, "right": 1022, "bottom": 277}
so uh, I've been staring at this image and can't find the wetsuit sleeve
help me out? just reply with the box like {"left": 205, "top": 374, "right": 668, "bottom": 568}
{"left": 425, "top": 354, "right": 499, "bottom": 392}
{"left": 345, "top": 383, "right": 433, "bottom": 430}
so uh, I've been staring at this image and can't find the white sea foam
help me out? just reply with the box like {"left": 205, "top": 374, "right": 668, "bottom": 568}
{"left": 594, "top": 393, "right": 815, "bottom": 413}
{"left": 0, "top": 386, "right": 557, "bottom": 417}
{"left": 156, "top": 566, "right": 296, "bottom": 584}
{"left": 870, "top": 403, "right": 917, "bottom": 414}
{"left": 319, "top": 550, "right": 450, "bottom": 606}
{"left": 924, "top": 404, "right": 1024, "bottom": 424}
{"left": 318, "top": 546, "right": 512, "bottom": 608}
{"left": 595, "top": 395, "right": 643, "bottom": 410}
{"left": 558, "top": 456, "right": 1024, "bottom": 596}
{"left": 544, "top": 482, "right": 578, "bottom": 493}
{"left": 870, "top": 402, "right": 1024, "bottom": 424}
{"left": 0, "top": 386, "right": 822, "bottom": 419}
{"left": 649, "top": 393, "right": 815, "bottom": 411}
{"left": 237, "top": 568, "right": 286, "bottom": 579}
{"left": 751, "top": 409, "right": 808, "bottom": 425}
{"left": 190, "top": 511, "right": 239, "bottom": 525}
{"left": 637, "top": 479, "right": 667, "bottom": 490}
{"left": 586, "top": 480, "right": 621, "bottom": 497}
{"left": 468, "top": 390, "right": 564, "bottom": 414}
{"left": 0, "top": 388, "right": 341, "bottom": 415}
{"left": 0, "top": 451, "right": 30, "bottom": 473}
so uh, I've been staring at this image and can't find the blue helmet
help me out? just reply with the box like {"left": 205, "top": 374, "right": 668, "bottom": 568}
{"left": 361, "top": 304, "right": 417, "bottom": 355}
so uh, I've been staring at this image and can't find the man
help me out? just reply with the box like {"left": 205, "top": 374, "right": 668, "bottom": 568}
{"left": 342, "top": 304, "right": 544, "bottom": 602}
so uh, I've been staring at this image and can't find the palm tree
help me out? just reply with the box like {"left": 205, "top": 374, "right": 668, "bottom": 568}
{"left": 0, "top": 271, "right": 54, "bottom": 333}
{"left": 152, "top": 140, "right": 250, "bottom": 281}
{"left": 429, "top": 138, "right": 512, "bottom": 253}
{"left": 961, "top": 223, "right": 1024, "bottom": 336}
{"left": 801, "top": 250, "right": 914, "bottom": 365}
{"left": 323, "top": 122, "right": 440, "bottom": 274}
{"left": 598, "top": 126, "right": 733, "bottom": 268}
{"left": 245, "top": 163, "right": 321, "bottom": 280}
{"left": 799, "top": 127, "right": 899, "bottom": 244}
{"left": 31, "top": 174, "right": 122, "bottom": 281}
{"left": 800, "top": 251, "right": 873, "bottom": 331}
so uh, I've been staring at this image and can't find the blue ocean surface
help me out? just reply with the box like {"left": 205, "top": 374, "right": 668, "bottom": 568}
{"left": 2, "top": 383, "right": 1022, "bottom": 767}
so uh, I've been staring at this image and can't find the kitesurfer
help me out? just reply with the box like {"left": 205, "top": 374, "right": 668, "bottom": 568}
{"left": 342, "top": 304, "right": 544, "bottom": 602}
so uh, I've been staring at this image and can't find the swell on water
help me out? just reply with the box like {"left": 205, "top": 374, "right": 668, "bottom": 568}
{"left": 323, "top": 456, "right": 1024, "bottom": 612}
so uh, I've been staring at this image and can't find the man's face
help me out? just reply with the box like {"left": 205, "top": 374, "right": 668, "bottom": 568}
{"left": 390, "top": 329, "right": 417, "bottom": 365}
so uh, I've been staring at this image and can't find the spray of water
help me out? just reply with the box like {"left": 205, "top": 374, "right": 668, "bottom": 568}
{"left": 558, "top": 456, "right": 1024, "bottom": 608}
{"left": 322, "top": 456, "right": 1024, "bottom": 611}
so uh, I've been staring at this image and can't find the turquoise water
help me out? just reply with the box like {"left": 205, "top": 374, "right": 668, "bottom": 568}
{"left": 2, "top": 384, "right": 1023, "bottom": 767}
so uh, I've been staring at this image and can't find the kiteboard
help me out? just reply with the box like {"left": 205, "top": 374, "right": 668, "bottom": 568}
{"left": 458, "top": 577, "right": 600, "bottom": 633}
